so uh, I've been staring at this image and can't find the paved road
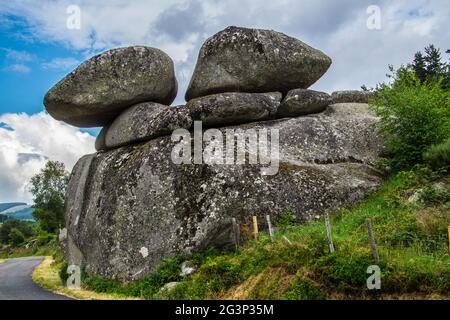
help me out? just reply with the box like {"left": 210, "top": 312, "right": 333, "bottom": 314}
{"left": 0, "top": 256, "right": 71, "bottom": 300}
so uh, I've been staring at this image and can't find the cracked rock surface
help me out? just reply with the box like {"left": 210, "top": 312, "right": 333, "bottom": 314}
{"left": 63, "top": 103, "right": 384, "bottom": 281}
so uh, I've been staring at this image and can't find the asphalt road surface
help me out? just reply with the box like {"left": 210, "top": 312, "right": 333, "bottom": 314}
{"left": 0, "top": 256, "right": 71, "bottom": 300}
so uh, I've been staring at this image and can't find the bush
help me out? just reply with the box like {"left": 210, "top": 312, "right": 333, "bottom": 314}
{"left": 0, "top": 219, "right": 35, "bottom": 245}
{"left": 423, "top": 137, "right": 450, "bottom": 170}
{"left": 282, "top": 276, "right": 326, "bottom": 300}
{"left": 371, "top": 67, "right": 450, "bottom": 171}
{"left": 8, "top": 228, "right": 25, "bottom": 246}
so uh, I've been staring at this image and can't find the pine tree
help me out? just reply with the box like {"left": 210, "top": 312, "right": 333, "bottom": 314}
{"left": 412, "top": 51, "right": 427, "bottom": 83}
{"left": 424, "top": 44, "right": 444, "bottom": 79}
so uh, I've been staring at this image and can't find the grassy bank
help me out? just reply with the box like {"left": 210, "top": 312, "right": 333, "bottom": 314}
{"left": 0, "top": 241, "right": 58, "bottom": 260}
{"left": 33, "top": 256, "right": 138, "bottom": 300}
{"left": 74, "top": 166, "right": 449, "bottom": 300}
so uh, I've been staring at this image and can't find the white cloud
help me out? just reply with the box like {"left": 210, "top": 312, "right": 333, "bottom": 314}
{"left": 0, "top": 112, "right": 95, "bottom": 203}
{"left": 2, "top": 63, "right": 31, "bottom": 73}
{"left": 41, "top": 57, "right": 80, "bottom": 70}
{"left": 1, "top": 48, "right": 35, "bottom": 61}
{"left": 1, "top": 0, "right": 448, "bottom": 103}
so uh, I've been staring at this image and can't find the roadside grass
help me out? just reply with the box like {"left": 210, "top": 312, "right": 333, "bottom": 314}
{"left": 0, "top": 240, "right": 58, "bottom": 259}
{"left": 32, "top": 256, "right": 139, "bottom": 300}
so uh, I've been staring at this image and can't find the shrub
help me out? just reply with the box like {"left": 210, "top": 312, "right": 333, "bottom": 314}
{"left": 276, "top": 211, "right": 296, "bottom": 230}
{"left": 371, "top": 67, "right": 450, "bottom": 171}
{"left": 8, "top": 228, "right": 25, "bottom": 246}
{"left": 423, "top": 137, "right": 450, "bottom": 170}
{"left": 282, "top": 276, "right": 326, "bottom": 300}
{"left": 0, "top": 218, "right": 35, "bottom": 245}
{"left": 418, "top": 184, "right": 450, "bottom": 205}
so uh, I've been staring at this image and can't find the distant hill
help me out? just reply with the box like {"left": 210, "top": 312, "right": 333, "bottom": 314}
{"left": 0, "top": 203, "right": 34, "bottom": 221}
{"left": 0, "top": 202, "right": 26, "bottom": 212}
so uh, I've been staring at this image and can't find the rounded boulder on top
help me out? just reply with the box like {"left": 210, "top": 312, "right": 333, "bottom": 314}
{"left": 44, "top": 46, "right": 178, "bottom": 127}
{"left": 185, "top": 26, "right": 332, "bottom": 101}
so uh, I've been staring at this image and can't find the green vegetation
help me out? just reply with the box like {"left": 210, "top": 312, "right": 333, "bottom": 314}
{"left": 67, "top": 167, "right": 449, "bottom": 299}
{"left": 30, "top": 161, "right": 69, "bottom": 233}
{"left": 0, "top": 161, "right": 69, "bottom": 259}
{"left": 370, "top": 45, "right": 450, "bottom": 171}
{"left": 0, "top": 219, "right": 35, "bottom": 246}
{"left": 424, "top": 137, "right": 450, "bottom": 170}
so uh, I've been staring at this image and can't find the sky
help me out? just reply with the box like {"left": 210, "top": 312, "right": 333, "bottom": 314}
{"left": 0, "top": 0, "right": 449, "bottom": 203}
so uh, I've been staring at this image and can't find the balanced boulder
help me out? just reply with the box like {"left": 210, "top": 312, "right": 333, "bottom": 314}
{"left": 331, "top": 90, "right": 373, "bottom": 104}
{"left": 277, "top": 89, "right": 332, "bottom": 117}
{"left": 187, "top": 92, "right": 281, "bottom": 127}
{"left": 185, "top": 26, "right": 332, "bottom": 101}
{"left": 44, "top": 46, "right": 177, "bottom": 127}
{"left": 104, "top": 103, "right": 192, "bottom": 149}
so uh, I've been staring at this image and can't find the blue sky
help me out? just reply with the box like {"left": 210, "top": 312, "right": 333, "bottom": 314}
{"left": 0, "top": 18, "right": 97, "bottom": 134}
{"left": 0, "top": 0, "right": 448, "bottom": 203}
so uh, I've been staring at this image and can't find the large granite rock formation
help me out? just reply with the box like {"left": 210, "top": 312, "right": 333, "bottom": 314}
{"left": 47, "top": 27, "right": 385, "bottom": 282}
{"left": 185, "top": 26, "right": 332, "bottom": 101}
{"left": 64, "top": 103, "right": 383, "bottom": 280}
{"left": 44, "top": 46, "right": 177, "bottom": 127}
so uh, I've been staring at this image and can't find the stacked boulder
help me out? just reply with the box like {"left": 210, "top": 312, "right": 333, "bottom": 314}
{"left": 45, "top": 26, "right": 383, "bottom": 281}
{"left": 44, "top": 46, "right": 191, "bottom": 149}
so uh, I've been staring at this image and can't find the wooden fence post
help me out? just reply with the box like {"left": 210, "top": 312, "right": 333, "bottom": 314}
{"left": 231, "top": 218, "right": 240, "bottom": 250}
{"left": 447, "top": 226, "right": 450, "bottom": 252}
{"left": 266, "top": 215, "right": 274, "bottom": 241}
{"left": 252, "top": 216, "right": 259, "bottom": 240}
{"left": 366, "top": 218, "right": 379, "bottom": 262}
{"left": 324, "top": 212, "right": 335, "bottom": 253}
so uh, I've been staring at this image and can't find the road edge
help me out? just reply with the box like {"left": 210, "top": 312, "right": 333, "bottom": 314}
{"left": 32, "top": 256, "right": 138, "bottom": 300}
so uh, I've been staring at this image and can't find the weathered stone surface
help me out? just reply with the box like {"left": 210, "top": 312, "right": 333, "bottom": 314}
{"left": 44, "top": 46, "right": 177, "bottom": 127}
{"left": 105, "top": 103, "right": 192, "bottom": 148}
{"left": 187, "top": 92, "right": 281, "bottom": 127}
{"left": 186, "top": 26, "right": 332, "bottom": 101}
{"left": 95, "top": 125, "right": 109, "bottom": 151}
{"left": 331, "top": 90, "right": 374, "bottom": 104}
{"left": 277, "top": 89, "right": 332, "bottom": 117}
{"left": 64, "top": 103, "right": 384, "bottom": 281}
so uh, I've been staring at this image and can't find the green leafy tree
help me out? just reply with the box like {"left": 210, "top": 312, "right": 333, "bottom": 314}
{"left": 0, "top": 219, "right": 35, "bottom": 245}
{"left": 8, "top": 228, "right": 25, "bottom": 246}
{"left": 30, "top": 161, "right": 69, "bottom": 233}
{"left": 371, "top": 66, "right": 450, "bottom": 170}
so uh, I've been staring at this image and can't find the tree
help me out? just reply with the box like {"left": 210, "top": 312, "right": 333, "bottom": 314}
{"left": 424, "top": 44, "right": 444, "bottom": 78}
{"left": 9, "top": 228, "right": 25, "bottom": 246}
{"left": 412, "top": 51, "right": 427, "bottom": 83}
{"left": 0, "top": 219, "right": 35, "bottom": 245}
{"left": 30, "top": 161, "right": 69, "bottom": 233}
{"left": 409, "top": 45, "right": 449, "bottom": 88}
{"left": 372, "top": 66, "right": 450, "bottom": 170}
